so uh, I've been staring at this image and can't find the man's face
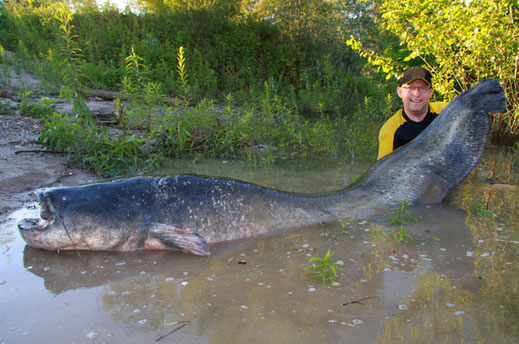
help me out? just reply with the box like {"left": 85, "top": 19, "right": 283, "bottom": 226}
{"left": 397, "top": 79, "right": 433, "bottom": 118}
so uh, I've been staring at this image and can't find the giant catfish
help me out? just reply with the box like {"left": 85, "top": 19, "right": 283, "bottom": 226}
{"left": 18, "top": 79, "right": 507, "bottom": 256}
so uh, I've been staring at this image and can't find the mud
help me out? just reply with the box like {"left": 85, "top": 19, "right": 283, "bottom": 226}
{"left": 0, "top": 66, "right": 102, "bottom": 218}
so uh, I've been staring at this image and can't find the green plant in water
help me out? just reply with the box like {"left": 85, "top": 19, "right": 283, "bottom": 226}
{"left": 393, "top": 224, "right": 412, "bottom": 243}
{"left": 385, "top": 199, "right": 420, "bottom": 243}
{"left": 308, "top": 249, "right": 342, "bottom": 284}
{"left": 473, "top": 199, "right": 497, "bottom": 217}
{"left": 390, "top": 199, "right": 420, "bottom": 225}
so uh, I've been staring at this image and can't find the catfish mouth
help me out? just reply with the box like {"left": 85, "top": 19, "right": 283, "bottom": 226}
{"left": 18, "top": 191, "right": 56, "bottom": 233}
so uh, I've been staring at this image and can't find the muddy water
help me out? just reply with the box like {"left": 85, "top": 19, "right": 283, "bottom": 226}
{"left": 1, "top": 153, "right": 518, "bottom": 343}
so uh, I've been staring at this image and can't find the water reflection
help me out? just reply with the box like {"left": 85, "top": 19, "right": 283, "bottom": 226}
{"left": 156, "top": 158, "right": 371, "bottom": 192}
{"left": 22, "top": 247, "right": 209, "bottom": 295}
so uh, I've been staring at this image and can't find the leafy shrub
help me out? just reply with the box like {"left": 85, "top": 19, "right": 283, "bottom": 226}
{"left": 17, "top": 91, "right": 56, "bottom": 118}
{"left": 0, "top": 101, "right": 16, "bottom": 116}
{"left": 38, "top": 112, "right": 150, "bottom": 176}
{"left": 340, "top": 92, "right": 398, "bottom": 162}
{"left": 37, "top": 112, "right": 81, "bottom": 152}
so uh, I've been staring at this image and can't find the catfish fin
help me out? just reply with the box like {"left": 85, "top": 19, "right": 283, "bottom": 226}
{"left": 147, "top": 223, "right": 210, "bottom": 256}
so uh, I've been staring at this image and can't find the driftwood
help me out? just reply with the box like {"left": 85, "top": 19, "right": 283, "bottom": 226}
{"left": 156, "top": 321, "right": 190, "bottom": 342}
{"left": 77, "top": 87, "right": 184, "bottom": 106}
{"left": 15, "top": 149, "right": 65, "bottom": 155}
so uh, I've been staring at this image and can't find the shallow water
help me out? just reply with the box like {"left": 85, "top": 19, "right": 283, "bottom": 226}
{"left": 1, "top": 153, "right": 518, "bottom": 343}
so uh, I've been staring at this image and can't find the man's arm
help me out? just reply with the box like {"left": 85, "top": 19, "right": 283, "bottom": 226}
{"left": 377, "top": 111, "right": 403, "bottom": 160}
{"left": 377, "top": 127, "right": 394, "bottom": 160}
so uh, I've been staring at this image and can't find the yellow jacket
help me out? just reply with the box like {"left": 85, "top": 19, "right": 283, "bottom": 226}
{"left": 377, "top": 102, "right": 448, "bottom": 160}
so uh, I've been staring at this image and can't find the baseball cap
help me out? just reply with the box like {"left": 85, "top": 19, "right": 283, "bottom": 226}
{"left": 399, "top": 67, "right": 432, "bottom": 86}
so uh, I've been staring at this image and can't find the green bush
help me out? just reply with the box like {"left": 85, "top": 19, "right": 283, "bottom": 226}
{"left": 38, "top": 112, "right": 150, "bottom": 176}
{"left": 17, "top": 91, "right": 56, "bottom": 118}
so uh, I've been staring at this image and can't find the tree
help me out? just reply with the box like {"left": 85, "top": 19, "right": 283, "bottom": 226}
{"left": 136, "top": 0, "right": 242, "bottom": 14}
{"left": 251, "top": 0, "right": 349, "bottom": 41}
{"left": 349, "top": 0, "right": 519, "bottom": 144}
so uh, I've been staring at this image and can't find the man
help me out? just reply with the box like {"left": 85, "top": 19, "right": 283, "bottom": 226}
{"left": 377, "top": 67, "right": 448, "bottom": 160}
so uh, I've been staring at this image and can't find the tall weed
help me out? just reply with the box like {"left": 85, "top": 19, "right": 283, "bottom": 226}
{"left": 176, "top": 46, "right": 191, "bottom": 104}
{"left": 54, "top": 2, "right": 92, "bottom": 121}
{"left": 341, "top": 93, "right": 396, "bottom": 162}
{"left": 33, "top": 50, "right": 62, "bottom": 94}
{"left": 121, "top": 47, "right": 164, "bottom": 136}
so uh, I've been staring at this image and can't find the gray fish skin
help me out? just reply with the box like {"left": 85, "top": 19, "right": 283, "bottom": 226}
{"left": 18, "top": 79, "right": 506, "bottom": 255}
{"left": 355, "top": 78, "right": 507, "bottom": 205}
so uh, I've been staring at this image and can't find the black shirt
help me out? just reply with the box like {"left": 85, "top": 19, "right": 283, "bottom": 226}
{"left": 393, "top": 109, "right": 439, "bottom": 150}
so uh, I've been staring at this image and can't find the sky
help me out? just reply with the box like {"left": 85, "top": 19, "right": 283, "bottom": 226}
{"left": 96, "top": 0, "right": 131, "bottom": 10}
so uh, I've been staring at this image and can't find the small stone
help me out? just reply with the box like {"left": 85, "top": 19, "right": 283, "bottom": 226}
{"left": 86, "top": 331, "right": 99, "bottom": 340}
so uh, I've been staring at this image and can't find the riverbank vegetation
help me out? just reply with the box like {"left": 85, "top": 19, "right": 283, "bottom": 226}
{"left": 0, "top": 0, "right": 517, "bottom": 176}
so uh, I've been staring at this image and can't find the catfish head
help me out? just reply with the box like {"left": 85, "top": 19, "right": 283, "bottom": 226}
{"left": 18, "top": 179, "right": 210, "bottom": 256}
{"left": 18, "top": 189, "right": 78, "bottom": 251}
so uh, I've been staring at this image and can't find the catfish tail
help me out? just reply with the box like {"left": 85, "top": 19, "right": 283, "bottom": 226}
{"left": 459, "top": 79, "right": 507, "bottom": 115}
